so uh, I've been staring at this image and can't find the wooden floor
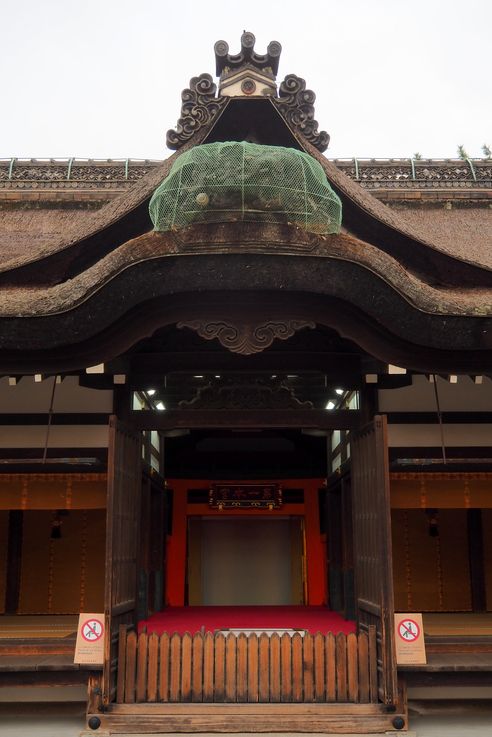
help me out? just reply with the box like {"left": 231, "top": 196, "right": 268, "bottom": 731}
{"left": 423, "top": 613, "right": 492, "bottom": 637}
{"left": 0, "top": 615, "right": 78, "bottom": 639}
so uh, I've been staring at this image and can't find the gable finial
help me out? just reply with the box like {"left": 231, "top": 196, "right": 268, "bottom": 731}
{"left": 214, "top": 32, "right": 281, "bottom": 98}
{"left": 214, "top": 31, "right": 282, "bottom": 78}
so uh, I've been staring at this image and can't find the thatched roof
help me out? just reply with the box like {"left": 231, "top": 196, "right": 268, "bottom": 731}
{"left": 0, "top": 156, "right": 490, "bottom": 273}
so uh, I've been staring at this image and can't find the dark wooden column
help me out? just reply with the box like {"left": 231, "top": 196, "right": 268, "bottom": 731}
{"left": 468, "top": 509, "right": 486, "bottom": 612}
{"left": 5, "top": 511, "right": 23, "bottom": 614}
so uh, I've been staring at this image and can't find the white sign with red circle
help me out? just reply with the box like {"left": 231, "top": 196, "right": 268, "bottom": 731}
{"left": 398, "top": 618, "right": 420, "bottom": 642}
{"left": 81, "top": 618, "right": 104, "bottom": 642}
{"left": 74, "top": 613, "right": 105, "bottom": 665}
{"left": 394, "top": 613, "right": 426, "bottom": 665}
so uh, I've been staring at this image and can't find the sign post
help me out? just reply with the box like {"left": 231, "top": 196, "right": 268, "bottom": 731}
{"left": 74, "top": 613, "right": 105, "bottom": 665}
{"left": 394, "top": 612, "right": 426, "bottom": 665}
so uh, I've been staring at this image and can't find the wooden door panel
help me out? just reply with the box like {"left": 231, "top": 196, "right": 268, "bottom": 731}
{"left": 103, "top": 416, "right": 142, "bottom": 705}
{"left": 351, "top": 415, "right": 397, "bottom": 705}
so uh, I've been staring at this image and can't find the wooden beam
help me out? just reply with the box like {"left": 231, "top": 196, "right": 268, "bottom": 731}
{"left": 386, "top": 412, "right": 492, "bottom": 424}
{"left": 0, "top": 413, "right": 110, "bottom": 425}
{"left": 123, "top": 352, "right": 366, "bottom": 378}
{"left": 127, "top": 409, "right": 359, "bottom": 431}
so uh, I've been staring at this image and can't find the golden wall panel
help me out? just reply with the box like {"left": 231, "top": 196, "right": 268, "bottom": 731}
{"left": 390, "top": 473, "right": 492, "bottom": 509}
{"left": 392, "top": 509, "right": 471, "bottom": 612}
{"left": 0, "top": 511, "right": 8, "bottom": 614}
{"left": 18, "top": 509, "right": 105, "bottom": 614}
{"left": 0, "top": 474, "right": 106, "bottom": 510}
{"left": 483, "top": 509, "right": 492, "bottom": 612}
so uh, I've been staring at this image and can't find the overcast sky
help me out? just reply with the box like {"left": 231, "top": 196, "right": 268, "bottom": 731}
{"left": 1, "top": 0, "right": 490, "bottom": 160}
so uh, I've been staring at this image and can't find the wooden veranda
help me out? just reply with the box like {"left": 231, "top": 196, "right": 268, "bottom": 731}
{"left": 86, "top": 627, "right": 406, "bottom": 733}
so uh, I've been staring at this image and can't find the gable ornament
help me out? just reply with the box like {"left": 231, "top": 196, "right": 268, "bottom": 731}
{"left": 177, "top": 318, "right": 316, "bottom": 355}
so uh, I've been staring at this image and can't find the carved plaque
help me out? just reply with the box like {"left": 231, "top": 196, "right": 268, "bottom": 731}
{"left": 209, "top": 483, "right": 283, "bottom": 510}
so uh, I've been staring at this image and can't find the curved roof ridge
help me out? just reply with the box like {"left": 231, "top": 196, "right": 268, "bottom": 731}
{"left": 0, "top": 229, "right": 490, "bottom": 319}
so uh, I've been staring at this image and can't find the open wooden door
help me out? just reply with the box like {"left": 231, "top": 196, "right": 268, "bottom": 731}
{"left": 351, "top": 415, "right": 397, "bottom": 705}
{"left": 103, "top": 416, "right": 142, "bottom": 705}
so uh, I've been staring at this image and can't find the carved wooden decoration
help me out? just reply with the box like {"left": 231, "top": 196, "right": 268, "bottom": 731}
{"left": 179, "top": 376, "right": 313, "bottom": 410}
{"left": 167, "top": 36, "right": 330, "bottom": 152}
{"left": 166, "top": 74, "right": 227, "bottom": 150}
{"left": 272, "top": 75, "right": 330, "bottom": 153}
{"left": 177, "top": 319, "right": 315, "bottom": 355}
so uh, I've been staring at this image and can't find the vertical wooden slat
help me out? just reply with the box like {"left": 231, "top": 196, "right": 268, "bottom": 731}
{"left": 169, "top": 633, "right": 182, "bottom": 702}
{"left": 158, "top": 633, "right": 170, "bottom": 702}
{"left": 292, "top": 632, "right": 303, "bottom": 703}
{"left": 325, "top": 632, "right": 336, "bottom": 702}
{"left": 117, "top": 629, "right": 377, "bottom": 706}
{"left": 116, "top": 625, "right": 127, "bottom": 704}
{"left": 180, "top": 633, "right": 192, "bottom": 702}
{"left": 280, "top": 633, "right": 292, "bottom": 702}
{"left": 313, "top": 632, "right": 325, "bottom": 702}
{"left": 191, "top": 633, "right": 204, "bottom": 703}
{"left": 136, "top": 631, "right": 148, "bottom": 702}
{"left": 124, "top": 630, "right": 137, "bottom": 703}
{"left": 258, "top": 633, "right": 270, "bottom": 702}
{"left": 236, "top": 633, "right": 248, "bottom": 703}
{"left": 347, "top": 632, "right": 359, "bottom": 702}
{"left": 336, "top": 632, "right": 347, "bottom": 702}
{"left": 147, "top": 633, "right": 159, "bottom": 702}
{"left": 202, "top": 632, "right": 214, "bottom": 703}
{"left": 368, "top": 625, "right": 378, "bottom": 703}
{"left": 303, "top": 633, "right": 314, "bottom": 702}
{"left": 269, "top": 633, "right": 281, "bottom": 703}
{"left": 225, "top": 633, "right": 237, "bottom": 702}
{"left": 214, "top": 633, "right": 226, "bottom": 702}
{"left": 247, "top": 633, "right": 259, "bottom": 703}
{"left": 358, "top": 631, "right": 370, "bottom": 703}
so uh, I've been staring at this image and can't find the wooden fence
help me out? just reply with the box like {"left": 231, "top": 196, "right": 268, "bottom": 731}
{"left": 117, "top": 628, "right": 378, "bottom": 704}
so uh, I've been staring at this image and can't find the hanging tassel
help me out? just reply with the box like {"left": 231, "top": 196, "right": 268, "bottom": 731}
{"left": 426, "top": 509, "right": 439, "bottom": 538}
{"left": 50, "top": 511, "right": 63, "bottom": 539}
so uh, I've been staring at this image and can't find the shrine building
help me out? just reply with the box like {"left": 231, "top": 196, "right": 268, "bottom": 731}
{"left": 0, "top": 32, "right": 491, "bottom": 735}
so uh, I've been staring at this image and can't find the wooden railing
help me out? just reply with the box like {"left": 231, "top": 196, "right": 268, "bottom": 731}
{"left": 117, "top": 628, "right": 378, "bottom": 704}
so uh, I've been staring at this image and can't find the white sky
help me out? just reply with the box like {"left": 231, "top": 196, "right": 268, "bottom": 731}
{"left": 1, "top": 0, "right": 490, "bottom": 160}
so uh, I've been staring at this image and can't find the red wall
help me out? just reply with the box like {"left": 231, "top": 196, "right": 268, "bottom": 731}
{"left": 165, "top": 478, "right": 326, "bottom": 607}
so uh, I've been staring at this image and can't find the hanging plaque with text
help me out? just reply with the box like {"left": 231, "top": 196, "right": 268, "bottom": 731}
{"left": 209, "top": 483, "right": 282, "bottom": 510}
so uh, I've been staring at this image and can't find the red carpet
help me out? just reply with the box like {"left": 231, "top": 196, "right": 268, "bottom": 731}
{"left": 138, "top": 606, "right": 355, "bottom": 636}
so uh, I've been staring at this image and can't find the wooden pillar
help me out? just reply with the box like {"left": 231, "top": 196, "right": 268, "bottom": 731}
{"left": 468, "top": 509, "right": 486, "bottom": 612}
{"left": 304, "top": 481, "right": 326, "bottom": 605}
{"left": 5, "top": 510, "right": 23, "bottom": 614}
{"left": 165, "top": 482, "right": 188, "bottom": 606}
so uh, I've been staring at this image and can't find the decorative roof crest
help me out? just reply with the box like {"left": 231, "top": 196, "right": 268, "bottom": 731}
{"left": 166, "top": 33, "right": 329, "bottom": 153}
{"left": 215, "top": 31, "right": 281, "bottom": 78}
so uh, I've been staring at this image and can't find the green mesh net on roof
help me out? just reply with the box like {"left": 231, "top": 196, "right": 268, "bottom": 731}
{"left": 149, "top": 141, "right": 342, "bottom": 235}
